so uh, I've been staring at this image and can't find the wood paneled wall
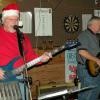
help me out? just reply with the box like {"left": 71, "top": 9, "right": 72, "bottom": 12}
{"left": 16, "top": 0, "right": 99, "bottom": 48}
{"left": 0, "top": 0, "right": 16, "bottom": 12}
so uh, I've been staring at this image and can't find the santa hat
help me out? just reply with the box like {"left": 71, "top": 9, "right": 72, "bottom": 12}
{"left": 2, "top": 3, "right": 20, "bottom": 19}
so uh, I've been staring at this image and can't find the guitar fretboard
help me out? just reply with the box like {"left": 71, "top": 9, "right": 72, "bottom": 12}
{"left": 12, "top": 57, "right": 42, "bottom": 75}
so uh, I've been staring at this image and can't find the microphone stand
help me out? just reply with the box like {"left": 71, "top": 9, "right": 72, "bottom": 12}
{"left": 15, "top": 26, "right": 32, "bottom": 100}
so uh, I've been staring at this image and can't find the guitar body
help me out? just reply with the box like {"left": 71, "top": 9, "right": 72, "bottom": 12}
{"left": 0, "top": 57, "right": 20, "bottom": 82}
{"left": 86, "top": 53, "right": 100, "bottom": 77}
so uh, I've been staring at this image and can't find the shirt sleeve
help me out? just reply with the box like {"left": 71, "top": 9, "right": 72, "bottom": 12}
{"left": 77, "top": 31, "right": 89, "bottom": 51}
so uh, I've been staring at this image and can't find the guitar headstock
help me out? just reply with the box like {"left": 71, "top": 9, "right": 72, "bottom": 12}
{"left": 65, "top": 39, "right": 81, "bottom": 49}
{"left": 50, "top": 39, "right": 81, "bottom": 56}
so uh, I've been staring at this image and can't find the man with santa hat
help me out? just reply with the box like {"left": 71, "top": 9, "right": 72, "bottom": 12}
{"left": 0, "top": 3, "right": 52, "bottom": 100}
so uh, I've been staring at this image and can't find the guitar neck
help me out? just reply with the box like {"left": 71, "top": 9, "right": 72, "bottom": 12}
{"left": 51, "top": 45, "right": 66, "bottom": 56}
{"left": 12, "top": 57, "right": 42, "bottom": 75}
{"left": 13, "top": 45, "right": 66, "bottom": 75}
{"left": 12, "top": 40, "right": 80, "bottom": 75}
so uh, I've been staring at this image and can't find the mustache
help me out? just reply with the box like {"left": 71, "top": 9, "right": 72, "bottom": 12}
{"left": 13, "top": 25, "right": 23, "bottom": 29}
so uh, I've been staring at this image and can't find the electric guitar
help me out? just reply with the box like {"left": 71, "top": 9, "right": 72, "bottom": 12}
{"left": 86, "top": 53, "right": 100, "bottom": 77}
{"left": 0, "top": 40, "right": 80, "bottom": 82}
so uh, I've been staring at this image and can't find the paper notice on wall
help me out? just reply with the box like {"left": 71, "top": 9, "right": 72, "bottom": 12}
{"left": 94, "top": 10, "right": 100, "bottom": 16}
{"left": 82, "top": 14, "right": 92, "bottom": 31}
{"left": 34, "top": 8, "right": 52, "bottom": 36}
{"left": 20, "top": 12, "right": 32, "bottom": 33}
{"left": 65, "top": 48, "right": 77, "bottom": 83}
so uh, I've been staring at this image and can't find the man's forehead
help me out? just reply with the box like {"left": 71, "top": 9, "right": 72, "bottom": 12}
{"left": 5, "top": 16, "right": 19, "bottom": 19}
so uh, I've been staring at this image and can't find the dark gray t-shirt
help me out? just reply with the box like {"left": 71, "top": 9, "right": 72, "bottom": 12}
{"left": 77, "top": 29, "right": 100, "bottom": 64}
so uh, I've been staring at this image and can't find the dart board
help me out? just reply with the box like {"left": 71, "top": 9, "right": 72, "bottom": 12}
{"left": 64, "top": 16, "right": 80, "bottom": 33}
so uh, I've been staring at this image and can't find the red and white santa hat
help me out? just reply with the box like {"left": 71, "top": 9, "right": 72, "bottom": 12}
{"left": 2, "top": 3, "right": 20, "bottom": 19}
